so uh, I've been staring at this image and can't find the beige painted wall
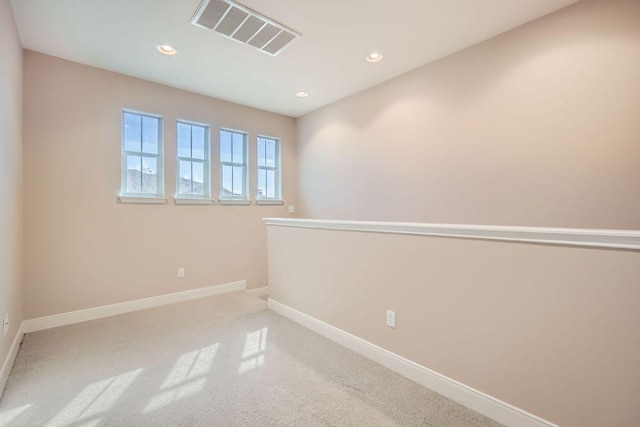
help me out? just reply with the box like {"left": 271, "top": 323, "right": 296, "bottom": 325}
{"left": 0, "top": 0, "right": 23, "bottom": 374}
{"left": 289, "top": 0, "right": 640, "bottom": 425}
{"left": 23, "top": 51, "right": 296, "bottom": 319}
{"left": 267, "top": 225, "right": 640, "bottom": 426}
{"left": 296, "top": 0, "right": 640, "bottom": 229}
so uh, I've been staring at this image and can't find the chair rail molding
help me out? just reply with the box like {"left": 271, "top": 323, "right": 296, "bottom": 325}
{"left": 263, "top": 218, "right": 640, "bottom": 250}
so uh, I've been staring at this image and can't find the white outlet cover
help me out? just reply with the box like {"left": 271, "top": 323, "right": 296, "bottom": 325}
{"left": 288, "top": 205, "right": 295, "bottom": 213}
{"left": 178, "top": 268, "right": 185, "bottom": 278}
{"left": 3, "top": 313, "right": 9, "bottom": 336}
{"left": 386, "top": 310, "right": 396, "bottom": 328}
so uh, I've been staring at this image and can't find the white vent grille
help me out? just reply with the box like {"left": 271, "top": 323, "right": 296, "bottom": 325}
{"left": 191, "top": 0, "right": 300, "bottom": 56}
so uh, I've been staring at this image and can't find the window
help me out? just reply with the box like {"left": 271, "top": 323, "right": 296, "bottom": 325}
{"left": 121, "top": 110, "right": 163, "bottom": 197}
{"left": 219, "top": 129, "right": 248, "bottom": 200}
{"left": 257, "top": 136, "right": 281, "bottom": 200}
{"left": 176, "top": 121, "right": 210, "bottom": 199}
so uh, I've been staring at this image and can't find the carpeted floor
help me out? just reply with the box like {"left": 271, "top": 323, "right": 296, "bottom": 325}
{"left": 0, "top": 291, "right": 501, "bottom": 426}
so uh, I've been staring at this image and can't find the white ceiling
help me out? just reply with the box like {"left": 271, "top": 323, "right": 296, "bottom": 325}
{"left": 11, "top": 0, "right": 579, "bottom": 117}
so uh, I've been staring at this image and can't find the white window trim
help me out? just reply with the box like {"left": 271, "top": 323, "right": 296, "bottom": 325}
{"left": 256, "top": 135, "right": 282, "bottom": 201}
{"left": 119, "top": 196, "right": 168, "bottom": 204}
{"left": 175, "top": 119, "right": 212, "bottom": 201}
{"left": 219, "top": 128, "right": 249, "bottom": 201}
{"left": 174, "top": 198, "right": 214, "bottom": 205}
{"left": 219, "top": 199, "right": 252, "bottom": 205}
{"left": 256, "top": 199, "right": 284, "bottom": 205}
{"left": 120, "top": 109, "right": 164, "bottom": 199}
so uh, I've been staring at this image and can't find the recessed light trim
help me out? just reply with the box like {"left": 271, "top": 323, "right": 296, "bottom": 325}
{"left": 296, "top": 91, "right": 309, "bottom": 98}
{"left": 157, "top": 44, "right": 177, "bottom": 56}
{"left": 367, "top": 51, "right": 383, "bottom": 63}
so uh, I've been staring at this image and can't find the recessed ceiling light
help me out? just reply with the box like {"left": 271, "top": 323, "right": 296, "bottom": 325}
{"left": 367, "top": 51, "right": 383, "bottom": 63}
{"left": 157, "top": 44, "right": 177, "bottom": 56}
{"left": 296, "top": 91, "right": 309, "bottom": 98}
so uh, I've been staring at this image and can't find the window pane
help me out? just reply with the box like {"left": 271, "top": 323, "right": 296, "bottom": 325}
{"left": 233, "top": 166, "right": 244, "bottom": 196}
{"left": 177, "top": 123, "right": 191, "bottom": 158}
{"left": 179, "top": 160, "right": 192, "bottom": 195}
{"left": 124, "top": 113, "right": 141, "bottom": 152}
{"left": 267, "top": 169, "right": 275, "bottom": 198}
{"left": 220, "top": 131, "right": 232, "bottom": 163}
{"left": 126, "top": 155, "right": 142, "bottom": 193}
{"left": 192, "top": 162, "right": 204, "bottom": 195}
{"left": 257, "top": 168, "right": 266, "bottom": 198}
{"left": 192, "top": 126, "right": 206, "bottom": 160}
{"left": 122, "top": 111, "right": 164, "bottom": 197}
{"left": 257, "top": 138, "right": 266, "bottom": 167}
{"left": 232, "top": 133, "right": 244, "bottom": 164}
{"left": 266, "top": 139, "right": 276, "bottom": 167}
{"left": 221, "top": 165, "right": 233, "bottom": 197}
{"left": 142, "top": 157, "right": 158, "bottom": 194}
{"left": 142, "top": 117, "right": 159, "bottom": 154}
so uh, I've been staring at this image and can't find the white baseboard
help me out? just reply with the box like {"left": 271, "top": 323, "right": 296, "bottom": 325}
{"left": 0, "top": 323, "right": 24, "bottom": 400}
{"left": 23, "top": 280, "right": 247, "bottom": 333}
{"left": 246, "top": 286, "right": 269, "bottom": 297}
{"left": 268, "top": 298, "right": 558, "bottom": 427}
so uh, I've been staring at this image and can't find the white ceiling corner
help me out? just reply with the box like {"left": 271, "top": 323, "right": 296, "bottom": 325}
{"left": 10, "top": 0, "right": 580, "bottom": 117}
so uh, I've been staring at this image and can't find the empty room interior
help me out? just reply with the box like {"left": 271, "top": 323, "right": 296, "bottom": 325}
{"left": 1, "top": 0, "right": 639, "bottom": 426}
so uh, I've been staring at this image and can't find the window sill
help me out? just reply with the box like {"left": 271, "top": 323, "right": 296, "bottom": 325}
{"left": 219, "top": 199, "right": 252, "bottom": 205}
{"left": 256, "top": 199, "right": 284, "bottom": 205}
{"left": 118, "top": 196, "right": 168, "bottom": 204}
{"left": 174, "top": 198, "right": 214, "bottom": 205}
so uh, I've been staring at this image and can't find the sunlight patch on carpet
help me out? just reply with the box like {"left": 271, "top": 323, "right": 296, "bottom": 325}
{"left": 143, "top": 377, "right": 206, "bottom": 413}
{"left": 160, "top": 343, "right": 219, "bottom": 390}
{"left": 45, "top": 369, "right": 142, "bottom": 427}
{"left": 143, "top": 343, "right": 219, "bottom": 414}
{"left": 0, "top": 404, "right": 32, "bottom": 427}
{"left": 239, "top": 327, "right": 267, "bottom": 374}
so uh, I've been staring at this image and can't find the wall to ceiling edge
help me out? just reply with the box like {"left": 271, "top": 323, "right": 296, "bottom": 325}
{"left": 10, "top": 1, "right": 640, "bottom": 426}
{"left": 22, "top": 51, "right": 297, "bottom": 319}
{"left": 297, "top": 0, "right": 640, "bottom": 230}
{"left": 288, "top": 0, "right": 640, "bottom": 425}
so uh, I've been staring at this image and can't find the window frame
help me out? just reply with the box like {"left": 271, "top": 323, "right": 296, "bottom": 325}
{"left": 219, "top": 128, "right": 249, "bottom": 201}
{"left": 120, "top": 109, "right": 164, "bottom": 198}
{"left": 256, "top": 135, "right": 282, "bottom": 201}
{"left": 175, "top": 119, "right": 211, "bottom": 201}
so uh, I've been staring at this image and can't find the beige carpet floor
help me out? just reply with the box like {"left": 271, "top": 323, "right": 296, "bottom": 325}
{"left": 0, "top": 291, "right": 501, "bottom": 427}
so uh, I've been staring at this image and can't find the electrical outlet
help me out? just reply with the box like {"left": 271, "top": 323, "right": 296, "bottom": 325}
{"left": 386, "top": 310, "right": 396, "bottom": 328}
{"left": 288, "top": 205, "right": 295, "bottom": 213}
{"left": 3, "top": 313, "right": 9, "bottom": 337}
{"left": 178, "top": 268, "right": 185, "bottom": 278}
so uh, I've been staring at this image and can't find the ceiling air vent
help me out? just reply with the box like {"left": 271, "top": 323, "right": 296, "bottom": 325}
{"left": 191, "top": 0, "right": 301, "bottom": 56}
